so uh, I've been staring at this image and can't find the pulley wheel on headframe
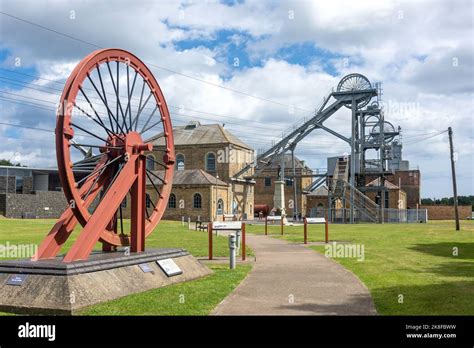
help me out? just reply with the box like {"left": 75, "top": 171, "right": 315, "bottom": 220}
{"left": 36, "top": 48, "right": 175, "bottom": 262}
{"left": 337, "top": 73, "right": 372, "bottom": 109}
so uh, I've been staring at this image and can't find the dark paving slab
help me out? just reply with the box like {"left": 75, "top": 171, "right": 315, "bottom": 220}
{"left": 0, "top": 248, "right": 188, "bottom": 275}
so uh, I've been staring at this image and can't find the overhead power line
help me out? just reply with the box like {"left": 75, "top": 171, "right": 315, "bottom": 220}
{"left": 0, "top": 68, "right": 292, "bottom": 131}
{"left": 0, "top": 11, "right": 313, "bottom": 113}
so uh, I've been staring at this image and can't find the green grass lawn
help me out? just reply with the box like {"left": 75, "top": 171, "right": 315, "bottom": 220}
{"left": 0, "top": 219, "right": 252, "bottom": 315}
{"left": 79, "top": 264, "right": 250, "bottom": 315}
{"left": 247, "top": 220, "right": 474, "bottom": 315}
{"left": 0, "top": 219, "right": 251, "bottom": 258}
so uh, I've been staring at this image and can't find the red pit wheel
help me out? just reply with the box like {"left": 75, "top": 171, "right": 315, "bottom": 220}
{"left": 34, "top": 49, "right": 175, "bottom": 262}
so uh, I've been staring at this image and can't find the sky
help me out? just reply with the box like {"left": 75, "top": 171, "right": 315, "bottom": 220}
{"left": 0, "top": 0, "right": 472, "bottom": 198}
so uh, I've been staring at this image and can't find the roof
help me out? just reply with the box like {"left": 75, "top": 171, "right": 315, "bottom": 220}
{"left": 262, "top": 154, "right": 312, "bottom": 172}
{"left": 147, "top": 121, "right": 252, "bottom": 150}
{"left": 307, "top": 185, "right": 329, "bottom": 196}
{"left": 147, "top": 169, "right": 228, "bottom": 186}
{"left": 0, "top": 165, "right": 90, "bottom": 174}
{"left": 366, "top": 178, "right": 400, "bottom": 189}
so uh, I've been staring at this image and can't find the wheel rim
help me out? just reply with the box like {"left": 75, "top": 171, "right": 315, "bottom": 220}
{"left": 56, "top": 48, "right": 175, "bottom": 246}
{"left": 337, "top": 73, "right": 372, "bottom": 109}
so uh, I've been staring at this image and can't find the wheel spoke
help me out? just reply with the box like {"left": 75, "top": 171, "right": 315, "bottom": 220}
{"left": 78, "top": 86, "right": 114, "bottom": 137}
{"left": 138, "top": 105, "right": 158, "bottom": 133}
{"left": 133, "top": 93, "right": 153, "bottom": 131}
{"left": 88, "top": 69, "right": 125, "bottom": 134}
{"left": 133, "top": 79, "right": 146, "bottom": 131}
{"left": 71, "top": 122, "right": 111, "bottom": 144}
{"left": 148, "top": 156, "right": 168, "bottom": 168}
{"left": 119, "top": 204, "right": 124, "bottom": 235}
{"left": 145, "top": 170, "right": 163, "bottom": 199}
{"left": 106, "top": 61, "right": 128, "bottom": 133}
{"left": 141, "top": 119, "right": 162, "bottom": 135}
{"left": 82, "top": 160, "right": 110, "bottom": 201}
{"left": 76, "top": 155, "right": 122, "bottom": 186}
{"left": 124, "top": 69, "right": 138, "bottom": 131}
{"left": 73, "top": 100, "right": 114, "bottom": 137}
{"left": 71, "top": 143, "right": 122, "bottom": 150}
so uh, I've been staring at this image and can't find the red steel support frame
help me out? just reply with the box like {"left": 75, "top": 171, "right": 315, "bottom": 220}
{"left": 241, "top": 223, "right": 246, "bottom": 261}
{"left": 325, "top": 213, "right": 329, "bottom": 244}
{"left": 208, "top": 222, "right": 213, "bottom": 260}
{"left": 130, "top": 154, "right": 146, "bottom": 252}
{"left": 303, "top": 217, "right": 308, "bottom": 244}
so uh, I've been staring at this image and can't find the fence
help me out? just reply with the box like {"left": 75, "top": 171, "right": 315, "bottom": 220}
{"left": 309, "top": 207, "right": 428, "bottom": 223}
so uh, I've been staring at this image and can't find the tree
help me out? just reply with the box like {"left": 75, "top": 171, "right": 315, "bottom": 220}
{"left": 0, "top": 159, "right": 24, "bottom": 167}
{"left": 422, "top": 195, "right": 474, "bottom": 211}
{"left": 0, "top": 159, "right": 15, "bottom": 166}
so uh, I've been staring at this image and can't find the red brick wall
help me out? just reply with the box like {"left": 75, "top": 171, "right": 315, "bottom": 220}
{"left": 420, "top": 205, "right": 472, "bottom": 220}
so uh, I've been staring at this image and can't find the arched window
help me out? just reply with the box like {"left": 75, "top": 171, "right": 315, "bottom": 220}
{"left": 146, "top": 193, "right": 151, "bottom": 208}
{"left": 146, "top": 155, "right": 155, "bottom": 171}
{"left": 193, "top": 193, "right": 202, "bottom": 209}
{"left": 217, "top": 199, "right": 224, "bottom": 215}
{"left": 176, "top": 154, "right": 185, "bottom": 171}
{"left": 205, "top": 153, "right": 216, "bottom": 172}
{"left": 232, "top": 198, "right": 238, "bottom": 214}
{"left": 168, "top": 193, "right": 176, "bottom": 209}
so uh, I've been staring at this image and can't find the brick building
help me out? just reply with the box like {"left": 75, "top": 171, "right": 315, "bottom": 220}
{"left": 253, "top": 154, "right": 313, "bottom": 218}
{"left": 0, "top": 166, "right": 86, "bottom": 218}
{"left": 363, "top": 178, "right": 407, "bottom": 209}
{"left": 145, "top": 121, "right": 255, "bottom": 221}
{"left": 364, "top": 170, "right": 420, "bottom": 208}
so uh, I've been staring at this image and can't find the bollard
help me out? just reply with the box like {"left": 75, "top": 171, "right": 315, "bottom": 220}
{"left": 265, "top": 216, "right": 268, "bottom": 235}
{"left": 208, "top": 222, "right": 213, "bottom": 260}
{"left": 242, "top": 223, "right": 246, "bottom": 261}
{"left": 325, "top": 215, "right": 329, "bottom": 244}
{"left": 181, "top": 216, "right": 184, "bottom": 226}
{"left": 187, "top": 217, "right": 191, "bottom": 230}
{"left": 235, "top": 229, "right": 241, "bottom": 255}
{"left": 303, "top": 217, "right": 308, "bottom": 244}
{"left": 228, "top": 234, "right": 236, "bottom": 269}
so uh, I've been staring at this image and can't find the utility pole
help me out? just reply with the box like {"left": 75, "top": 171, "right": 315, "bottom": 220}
{"left": 448, "top": 127, "right": 460, "bottom": 231}
{"left": 291, "top": 147, "right": 298, "bottom": 221}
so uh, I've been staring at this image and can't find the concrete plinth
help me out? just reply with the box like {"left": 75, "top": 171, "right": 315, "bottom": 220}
{"left": 0, "top": 248, "right": 211, "bottom": 315}
{"left": 273, "top": 180, "right": 286, "bottom": 212}
{"left": 273, "top": 180, "right": 288, "bottom": 224}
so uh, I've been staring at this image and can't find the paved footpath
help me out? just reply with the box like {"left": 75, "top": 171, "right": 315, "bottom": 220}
{"left": 212, "top": 234, "right": 376, "bottom": 315}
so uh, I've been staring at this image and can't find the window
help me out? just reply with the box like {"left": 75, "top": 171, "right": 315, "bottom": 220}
{"left": 193, "top": 193, "right": 202, "bottom": 209}
{"left": 375, "top": 192, "right": 381, "bottom": 206}
{"left": 264, "top": 177, "right": 271, "bottom": 187}
{"left": 146, "top": 193, "right": 151, "bottom": 208}
{"left": 168, "top": 193, "right": 176, "bottom": 209}
{"left": 15, "top": 177, "right": 23, "bottom": 193}
{"left": 121, "top": 196, "right": 127, "bottom": 208}
{"left": 232, "top": 198, "right": 238, "bottom": 214}
{"left": 176, "top": 154, "right": 185, "bottom": 171}
{"left": 146, "top": 155, "right": 155, "bottom": 170}
{"left": 217, "top": 199, "right": 224, "bottom": 215}
{"left": 285, "top": 178, "right": 293, "bottom": 186}
{"left": 384, "top": 192, "right": 389, "bottom": 209}
{"left": 205, "top": 153, "right": 216, "bottom": 172}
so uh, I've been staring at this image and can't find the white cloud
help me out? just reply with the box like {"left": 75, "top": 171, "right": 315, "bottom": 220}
{"left": 0, "top": 0, "right": 472, "bottom": 197}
